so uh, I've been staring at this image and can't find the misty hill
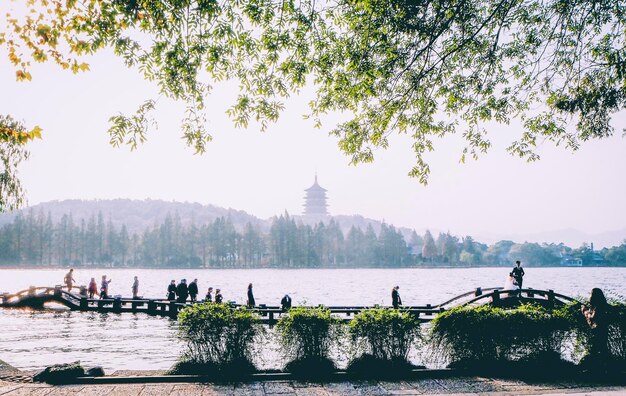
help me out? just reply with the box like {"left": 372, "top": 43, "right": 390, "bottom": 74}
{"left": 0, "top": 199, "right": 414, "bottom": 237}
{"left": 2, "top": 199, "right": 621, "bottom": 248}
{"left": 0, "top": 199, "right": 265, "bottom": 234}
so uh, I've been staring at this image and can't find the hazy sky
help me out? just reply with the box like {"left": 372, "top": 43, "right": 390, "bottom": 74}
{"left": 1, "top": 16, "right": 625, "bottom": 245}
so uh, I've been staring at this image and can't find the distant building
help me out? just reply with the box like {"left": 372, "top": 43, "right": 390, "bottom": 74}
{"left": 560, "top": 255, "right": 583, "bottom": 267}
{"left": 303, "top": 175, "right": 329, "bottom": 217}
{"left": 589, "top": 243, "right": 606, "bottom": 266}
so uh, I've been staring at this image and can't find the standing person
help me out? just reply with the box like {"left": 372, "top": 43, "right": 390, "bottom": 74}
{"left": 392, "top": 286, "right": 402, "bottom": 309}
{"left": 132, "top": 276, "right": 139, "bottom": 299}
{"left": 64, "top": 269, "right": 76, "bottom": 292}
{"left": 88, "top": 277, "right": 98, "bottom": 299}
{"left": 512, "top": 260, "right": 525, "bottom": 289}
{"left": 176, "top": 279, "right": 189, "bottom": 303}
{"left": 247, "top": 283, "right": 255, "bottom": 307}
{"left": 280, "top": 294, "right": 292, "bottom": 312}
{"left": 188, "top": 279, "right": 199, "bottom": 303}
{"left": 167, "top": 280, "right": 177, "bottom": 301}
{"left": 215, "top": 289, "right": 223, "bottom": 304}
{"left": 581, "top": 288, "right": 610, "bottom": 364}
{"left": 205, "top": 287, "right": 214, "bottom": 302}
{"left": 100, "top": 275, "right": 112, "bottom": 299}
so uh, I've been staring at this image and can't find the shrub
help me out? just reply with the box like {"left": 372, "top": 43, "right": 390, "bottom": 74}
{"left": 607, "top": 304, "right": 626, "bottom": 364}
{"left": 349, "top": 308, "right": 421, "bottom": 361}
{"left": 176, "top": 303, "right": 262, "bottom": 375}
{"left": 275, "top": 306, "right": 344, "bottom": 375}
{"left": 430, "top": 304, "right": 570, "bottom": 368}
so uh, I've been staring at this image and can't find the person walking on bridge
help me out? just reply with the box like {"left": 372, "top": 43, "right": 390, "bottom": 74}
{"left": 100, "top": 275, "right": 112, "bottom": 299}
{"left": 167, "top": 280, "right": 176, "bottom": 301}
{"left": 132, "top": 276, "right": 139, "bottom": 299}
{"left": 176, "top": 279, "right": 189, "bottom": 303}
{"left": 215, "top": 289, "right": 223, "bottom": 304}
{"left": 205, "top": 287, "right": 214, "bottom": 302}
{"left": 281, "top": 294, "right": 292, "bottom": 312}
{"left": 188, "top": 279, "right": 199, "bottom": 303}
{"left": 512, "top": 260, "right": 525, "bottom": 289}
{"left": 64, "top": 269, "right": 76, "bottom": 292}
{"left": 88, "top": 277, "right": 98, "bottom": 298}
{"left": 392, "top": 286, "right": 402, "bottom": 309}
{"left": 247, "top": 283, "right": 256, "bottom": 307}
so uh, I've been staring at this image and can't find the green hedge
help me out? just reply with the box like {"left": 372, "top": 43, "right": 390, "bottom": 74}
{"left": 172, "top": 300, "right": 626, "bottom": 376}
{"left": 176, "top": 303, "right": 262, "bottom": 374}
{"left": 275, "top": 306, "right": 344, "bottom": 375}
{"left": 430, "top": 304, "right": 570, "bottom": 365}
{"left": 607, "top": 304, "right": 626, "bottom": 363}
{"left": 347, "top": 308, "right": 422, "bottom": 376}
{"left": 349, "top": 308, "right": 421, "bottom": 362}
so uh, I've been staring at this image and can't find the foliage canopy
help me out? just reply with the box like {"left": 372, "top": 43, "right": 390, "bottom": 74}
{"left": 2, "top": 0, "right": 625, "bottom": 183}
{"left": 0, "top": 115, "right": 35, "bottom": 212}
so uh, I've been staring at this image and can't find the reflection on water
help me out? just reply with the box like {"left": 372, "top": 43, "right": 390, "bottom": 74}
{"left": 0, "top": 267, "right": 624, "bottom": 371}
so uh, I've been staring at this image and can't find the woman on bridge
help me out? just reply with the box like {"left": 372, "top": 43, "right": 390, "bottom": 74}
{"left": 88, "top": 278, "right": 98, "bottom": 298}
{"left": 247, "top": 283, "right": 255, "bottom": 307}
{"left": 503, "top": 272, "right": 521, "bottom": 298}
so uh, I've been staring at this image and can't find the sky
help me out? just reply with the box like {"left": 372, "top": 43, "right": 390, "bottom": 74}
{"left": 1, "top": 11, "right": 625, "bottom": 247}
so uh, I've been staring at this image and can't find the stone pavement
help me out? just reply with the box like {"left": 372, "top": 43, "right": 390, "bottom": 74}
{"left": 1, "top": 378, "right": 625, "bottom": 395}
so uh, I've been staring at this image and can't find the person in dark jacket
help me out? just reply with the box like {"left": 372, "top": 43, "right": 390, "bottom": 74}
{"left": 281, "top": 294, "right": 292, "bottom": 312}
{"left": 511, "top": 260, "right": 525, "bottom": 289}
{"left": 167, "top": 280, "right": 177, "bottom": 300}
{"left": 188, "top": 279, "right": 199, "bottom": 303}
{"left": 176, "top": 279, "right": 189, "bottom": 303}
{"left": 247, "top": 283, "right": 255, "bottom": 307}
{"left": 215, "top": 289, "right": 223, "bottom": 304}
{"left": 205, "top": 287, "right": 213, "bottom": 302}
{"left": 392, "top": 286, "right": 402, "bottom": 309}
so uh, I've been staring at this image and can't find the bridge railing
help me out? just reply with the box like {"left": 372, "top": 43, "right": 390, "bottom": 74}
{"left": 461, "top": 288, "right": 579, "bottom": 307}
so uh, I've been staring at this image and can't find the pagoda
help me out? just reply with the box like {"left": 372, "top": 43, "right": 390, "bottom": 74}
{"left": 303, "top": 175, "right": 329, "bottom": 216}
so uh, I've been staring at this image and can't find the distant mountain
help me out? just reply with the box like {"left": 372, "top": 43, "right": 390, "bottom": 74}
{"left": 2, "top": 199, "right": 622, "bottom": 248}
{"left": 0, "top": 199, "right": 416, "bottom": 238}
{"left": 0, "top": 199, "right": 266, "bottom": 234}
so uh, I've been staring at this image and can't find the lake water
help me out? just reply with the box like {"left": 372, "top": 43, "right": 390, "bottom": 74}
{"left": 1, "top": 267, "right": 625, "bottom": 371}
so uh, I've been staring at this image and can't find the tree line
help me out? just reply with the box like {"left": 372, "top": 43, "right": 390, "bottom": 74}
{"left": 0, "top": 209, "right": 625, "bottom": 268}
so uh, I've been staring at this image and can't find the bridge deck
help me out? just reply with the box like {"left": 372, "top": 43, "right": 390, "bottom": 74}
{"left": 0, "top": 286, "right": 577, "bottom": 324}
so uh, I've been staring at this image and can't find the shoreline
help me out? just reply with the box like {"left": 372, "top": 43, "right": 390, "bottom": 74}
{"left": 1, "top": 265, "right": 625, "bottom": 270}
{"left": 3, "top": 361, "right": 626, "bottom": 395}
